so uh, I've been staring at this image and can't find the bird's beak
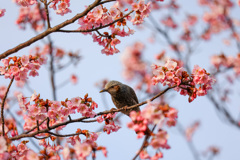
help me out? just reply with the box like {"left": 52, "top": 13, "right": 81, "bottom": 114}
{"left": 99, "top": 89, "right": 107, "bottom": 93}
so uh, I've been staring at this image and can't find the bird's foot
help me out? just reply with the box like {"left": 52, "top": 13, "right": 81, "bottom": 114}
{"left": 109, "top": 108, "right": 117, "bottom": 115}
{"left": 123, "top": 105, "right": 128, "bottom": 111}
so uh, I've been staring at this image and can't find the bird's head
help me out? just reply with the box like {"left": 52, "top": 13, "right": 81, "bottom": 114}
{"left": 99, "top": 80, "right": 122, "bottom": 96}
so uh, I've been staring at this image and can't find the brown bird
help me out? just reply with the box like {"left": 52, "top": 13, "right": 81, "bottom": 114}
{"left": 100, "top": 80, "right": 152, "bottom": 135}
{"left": 99, "top": 80, "right": 140, "bottom": 116}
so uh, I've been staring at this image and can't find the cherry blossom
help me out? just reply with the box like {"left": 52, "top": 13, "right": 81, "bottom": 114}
{"left": 152, "top": 59, "right": 216, "bottom": 102}
{"left": 50, "top": 0, "right": 72, "bottom": 16}
{"left": 0, "top": 55, "right": 47, "bottom": 81}
{"left": 211, "top": 53, "right": 240, "bottom": 75}
{"left": 16, "top": 5, "right": 46, "bottom": 31}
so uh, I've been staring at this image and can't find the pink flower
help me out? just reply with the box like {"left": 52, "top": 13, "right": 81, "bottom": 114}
{"left": 109, "top": 7, "right": 119, "bottom": 18}
{"left": 161, "top": 16, "right": 178, "bottom": 29}
{"left": 151, "top": 152, "right": 163, "bottom": 160}
{"left": 92, "top": 6, "right": 103, "bottom": 20}
{"left": 38, "top": 55, "right": 48, "bottom": 65}
{"left": 185, "top": 121, "right": 200, "bottom": 141}
{"left": 27, "top": 150, "right": 39, "bottom": 160}
{"left": 165, "top": 59, "right": 177, "bottom": 70}
{"left": 1, "top": 59, "right": 9, "bottom": 67}
{"left": 30, "top": 91, "right": 38, "bottom": 101}
{"left": 71, "top": 97, "right": 81, "bottom": 106}
{"left": 61, "top": 144, "right": 70, "bottom": 160}
{"left": 29, "top": 70, "right": 39, "bottom": 77}
{"left": 0, "top": 9, "right": 6, "bottom": 18}
{"left": 21, "top": 55, "right": 29, "bottom": 66}
{"left": 139, "top": 150, "right": 150, "bottom": 159}
{"left": 101, "top": 147, "right": 107, "bottom": 157}
{"left": 165, "top": 71, "right": 174, "bottom": 80}
{"left": 56, "top": 0, "right": 72, "bottom": 16}
{"left": 150, "top": 130, "right": 169, "bottom": 149}
{"left": 97, "top": 116, "right": 104, "bottom": 123}
{"left": 74, "top": 142, "right": 92, "bottom": 158}
{"left": 17, "top": 142, "right": 29, "bottom": 154}
{"left": 10, "top": 66, "right": 20, "bottom": 75}
{"left": 77, "top": 104, "right": 88, "bottom": 114}
{"left": 70, "top": 74, "right": 78, "bottom": 84}
{"left": 0, "top": 137, "right": 7, "bottom": 153}
{"left": 103, "top": 121, "right": 121, "bottom": 134}
{"left": 51, "top": 101, "right": 61, "bottom": 111}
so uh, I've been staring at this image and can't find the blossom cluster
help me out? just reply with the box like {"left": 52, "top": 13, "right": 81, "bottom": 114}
{"left": 127, "top": 102, "right": 177, "bottom": 159}
{"left": 161, "top": 16, "right": 178, "bottom": 29}
{"left": 49, "top": 0, "right": 71, "bottom": 16}
{"left": 97, "top": 113, "right": 121, "bottom": 134}
{"left": 17, "top": 93, "right": 97, "bottom": 132}
{"left": 0, "top": 54, "right": 47, "bottom": 81}
{"left": 131, "top": 0, "right": 151, "bottom": 25}
{"left": 16, "top": 5, "right": 46, "bottom": 31}
{"left": 0, "top": 131, "right": 107, "bottom": 160}
{"left": 0, "top": 138, "right": 40, "bottom": 160}
{"left": 78, "top": 0, "right": 152, "bottom": 55}
{"left": 78, "top": 4, "right": 134, "bottom": 55}
{"left": 128, "top": 102, "right": 178, "bottom": 138}
{"left": 152, "top": 59, "right": 216, "bottom": 102}
{"left": 64, "top": 131, "right": 107, "bottom": 160}
{"left": 211, "top": 53, "right": 240, "bottom": 75}
{"left": 199, "top": 0, "right": 234, "bottom": 40}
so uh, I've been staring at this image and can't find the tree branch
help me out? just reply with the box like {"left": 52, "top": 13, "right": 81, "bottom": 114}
{"left": 9, "top": 86, "right": 175, "bottom": 141}
{"left": 1, "top": 77, "right": 14, "bottom": 136}
{"left": 0, "top": 0, "right": 102, "bottom": 60}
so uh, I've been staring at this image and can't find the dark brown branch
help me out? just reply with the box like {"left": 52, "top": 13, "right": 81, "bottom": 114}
{"left": 1, "top": 77, "right": 14, "bottom": 136}
{"left": 96, "top": 30, "right": 110, "bottom": 38}
{"left": 25, "top": 118, "right": 48, "bottom": 134}
{"left": 47, "top": 131, "right": 83, "bottom": 137}
{"left": 0, "top": 0, "right": 101, "bottom": 60}
{"left": 9, "top": 86, "right": 175, "bottom": 141}
{"left": 37, "top": 120, "right": 40, "bottom": 131}
{"left": 99, "top": 0, "right": 116, "bottom": 5}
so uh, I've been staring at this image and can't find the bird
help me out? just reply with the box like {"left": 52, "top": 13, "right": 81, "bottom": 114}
{"left": 99, "top": 80, "right": 140, "bottom": 116}
{"left": 100, "top": 80, "right": 152, "bottom": 135}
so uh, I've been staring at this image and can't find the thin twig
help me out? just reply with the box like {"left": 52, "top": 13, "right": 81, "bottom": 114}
{"left": 99, "top": 0, "right": 116, "bottom": 5}
{"left": 47, "top": 131, "right": 83, "bottom": 137}
{"left": 43, "top": 0, "right": 51, "bottom": 28}
{"left": 1, "top": 77, "right": 14, "bottom": 136}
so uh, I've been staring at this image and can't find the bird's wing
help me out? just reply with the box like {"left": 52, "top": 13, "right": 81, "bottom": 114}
{"left": 126, "top": 85, "right": 139, "bottom": 104}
